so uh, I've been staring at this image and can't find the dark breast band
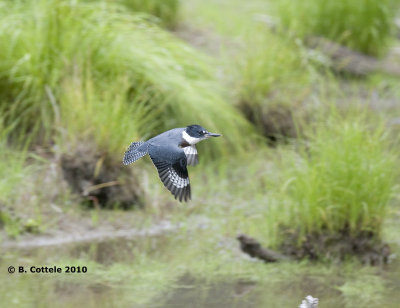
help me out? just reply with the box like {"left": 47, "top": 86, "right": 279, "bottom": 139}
{"left": 179, "top": 139, "right": 190, "bottom": 148}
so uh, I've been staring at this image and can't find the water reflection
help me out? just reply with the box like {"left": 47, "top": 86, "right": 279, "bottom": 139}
{"left": 158, "top": 274, "right": 260, "bottom": 308}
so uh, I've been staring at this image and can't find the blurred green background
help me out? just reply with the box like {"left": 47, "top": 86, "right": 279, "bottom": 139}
{"left": 1, "top": 0, "right": 400, "bottom": 307}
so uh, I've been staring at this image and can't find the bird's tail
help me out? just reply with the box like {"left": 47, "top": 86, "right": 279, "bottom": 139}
{"left": 123, "top": 141, "right": 148, "bottom": 165}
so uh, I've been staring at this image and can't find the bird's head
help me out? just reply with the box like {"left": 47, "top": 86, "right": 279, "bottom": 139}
{"left": 183, "top": 124, "right": 221, "bottom": 145}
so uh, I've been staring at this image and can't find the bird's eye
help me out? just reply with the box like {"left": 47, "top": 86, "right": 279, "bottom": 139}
{"left": 202, "top": 130, "right": 206, "bottom": 134}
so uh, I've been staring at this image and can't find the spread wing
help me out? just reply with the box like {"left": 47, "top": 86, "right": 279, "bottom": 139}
{"left": 148, "top": 145, "right": 191, "bottom": 202}
{"left": 183, "top": 145, "right": 198, "bottom": 166}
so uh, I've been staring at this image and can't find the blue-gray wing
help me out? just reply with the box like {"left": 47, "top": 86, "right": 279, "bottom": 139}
{"left": 148, "top": 145, "right": 191, "bottom": 202}
{"left": 123, "top": 141, "right": 148, "bottom": 165}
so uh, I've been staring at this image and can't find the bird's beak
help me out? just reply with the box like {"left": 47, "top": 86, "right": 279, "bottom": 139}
{"left": 205, "top": 132, "right": 221, "bottom": 137}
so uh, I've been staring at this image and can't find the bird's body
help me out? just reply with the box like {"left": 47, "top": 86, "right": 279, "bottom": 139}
{"left": 123, "top": 125, "right": 221, "bottom": 202}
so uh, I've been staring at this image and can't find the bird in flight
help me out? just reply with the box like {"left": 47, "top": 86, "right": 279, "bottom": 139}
{"left": 123, "top": 125, "right": 221, "bottom": 202}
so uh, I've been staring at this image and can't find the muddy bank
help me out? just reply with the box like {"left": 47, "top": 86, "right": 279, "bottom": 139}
{"left": 237, "top": 230, "right": 392, "bottom": 265}
{"left": 60, "top": 142, "right": 143, "bottom": 209}
{"left": 279, "top": 228, "right": 391, "bottom": 265}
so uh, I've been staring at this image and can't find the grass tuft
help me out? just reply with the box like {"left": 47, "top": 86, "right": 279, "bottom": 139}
{"left": 269, "top": 108, "right": 396, "bottom": 245}
{"left": 232, "top": 26, "right": 313, "bottom": 138}
{"left": 276, "top": 0, "right": 397, "bottom": 57}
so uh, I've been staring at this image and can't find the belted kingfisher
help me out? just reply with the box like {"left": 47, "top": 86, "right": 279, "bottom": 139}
{"left": 123, "top": 125, "right": 221, "bottom": 202}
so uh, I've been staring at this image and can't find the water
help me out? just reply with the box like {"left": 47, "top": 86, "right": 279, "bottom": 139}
{"left": 1, "top": 232, "right": 399, "bottom": 307}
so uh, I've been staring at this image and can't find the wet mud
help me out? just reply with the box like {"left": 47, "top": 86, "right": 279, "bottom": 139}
{"left": 280, "top": 228, "right": 391, "bottom": 265}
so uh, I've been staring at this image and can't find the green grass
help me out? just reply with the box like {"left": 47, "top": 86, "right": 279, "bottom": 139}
{"left": 1, "top": 0, "right": 399, "bottom": 256}
{"left": 268, "top": 108, "right": 396, "bottom": 243}
{"left": 276, "top": 0, "right": 397, "bottom": 57}
{"left": 59, "top": 75, "right": 160, "bottom": 156}
{"left": 0, "top": 0, "right": 255, "bottom": 159}
{"left": 116, "top": 0, "right": 179, "bottom": 28}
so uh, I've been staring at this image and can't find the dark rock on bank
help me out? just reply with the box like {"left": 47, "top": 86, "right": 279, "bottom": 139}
{"left": 237, "top": 234, "right": 290, "bottom": 262}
